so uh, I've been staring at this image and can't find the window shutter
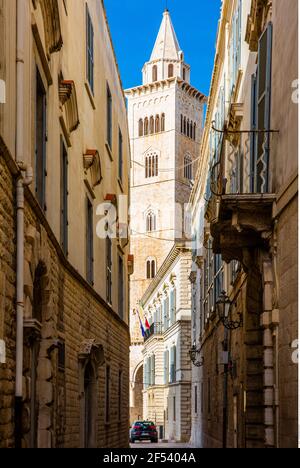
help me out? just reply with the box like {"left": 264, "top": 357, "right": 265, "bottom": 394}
{"left": 250, "top": 73, "right": 257, "bottom": 193}
{"left": 163, "top": 351, "right": 167, "bottom": 384}
{"left": 166, "top": 350, "right": 169, "bottom": 384}
{"left": 170, "top": 289, "right": 176, "bottom": 325}
{"left": 256, "top": 22, "right": 273, "bottom": 192}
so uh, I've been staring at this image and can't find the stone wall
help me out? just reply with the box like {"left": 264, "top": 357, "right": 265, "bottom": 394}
{"left": 0, "top": 149, "right": 130, "bottom": 448}
{"left": 0, "top": 149, "right": 17, "bottom": 448}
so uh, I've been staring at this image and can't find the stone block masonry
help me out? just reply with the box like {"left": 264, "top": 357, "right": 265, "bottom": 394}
{"left": 0, "top": 149, "right": 130, "bottom": 448}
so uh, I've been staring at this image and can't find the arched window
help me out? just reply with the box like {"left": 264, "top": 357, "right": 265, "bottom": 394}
{"left": 184, "top": 154, "right": 193, "bottom": 181}
{"left": 168, "top": 64, "right": 174, "bottom": 78}
{"left": 152, "top": 65, "right": 158, "bottom": 82}
{"left": 183, "top": 117, "right": 187, "bottom": 135}
{"left": 187, "top": 119, "right": 190, "bottom": 138}
{"left": 190, "top": 121, "right": 193, "bottom": 139}
{"left": 150, "top": 116, "right": 154, "bottom": 134}
{"left": 155, "top": 115, "right": 160, "bottom": 133}
{"left": 183, "top": 67, "right": 186, "bottom": 81}
{"left": 146, "top": 258, "right": 156, "bottom": 279}
{"left": 146, "top": 211, "right": 156, "bottom": 232}
{"left": 193, "top": 122, "right": 197, "bottom": 141}
{"left": 161, "top": 114, "right": 165, "bottom": 132}
{"left": 144, "top": 117, "right": 149, "bottom": 136}
{"left": 145, "top": 151, "right": 159, "bottom": 178}
{"left": 139, "top": 119, "right": 143, "bottom": 137}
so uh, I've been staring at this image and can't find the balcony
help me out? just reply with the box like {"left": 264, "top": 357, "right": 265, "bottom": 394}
{"left": 144, "top": 322, "right": 163, "bottom": 343}
{"left": 205, "top": 127, "right": 279, "bottom": 269}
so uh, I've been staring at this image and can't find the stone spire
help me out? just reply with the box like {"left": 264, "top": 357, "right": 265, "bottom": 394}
{"left": 150, "top": 9, "right": 182, "bottom": 62}
{"left": 142, "top": 10, "right": 190, "bottom": 85}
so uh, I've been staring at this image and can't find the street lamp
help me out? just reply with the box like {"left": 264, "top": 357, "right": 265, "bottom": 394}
{"left": 189, "top": 341, "right": 204, "bottom": 367}
{"left": 216, "top": 291, "right": 243, "bottom": 330}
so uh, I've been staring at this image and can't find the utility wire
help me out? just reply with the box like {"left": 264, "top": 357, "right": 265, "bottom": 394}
{"left": 131, "top": 153, "right": 202, "bottom": 173}
{"left": 130, "top": 229, "right": 177, "bottom": 242}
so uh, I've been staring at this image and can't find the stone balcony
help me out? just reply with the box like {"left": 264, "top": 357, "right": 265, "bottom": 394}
{"left": 209, "top": 193, "right": 276, "bottom": 267}
{"left": 205, "top": 128, "right": 278, "bottom": 269}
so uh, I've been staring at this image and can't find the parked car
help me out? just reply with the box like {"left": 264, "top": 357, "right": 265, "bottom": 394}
{"left": 130, "top": 421, "right": 158, "bottom": 443}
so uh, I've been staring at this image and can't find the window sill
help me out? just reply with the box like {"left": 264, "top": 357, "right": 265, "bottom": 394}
{"left": 105, "top": 142, "right": 113, "bottom": 161}
{"left": 140, "top": 130, "right": 165, "bottom": 139}
{"left": 85, "top": 81, "right": 96, "bottom": 110}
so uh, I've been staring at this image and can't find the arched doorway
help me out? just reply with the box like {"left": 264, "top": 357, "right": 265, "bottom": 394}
{"left": 131, "top": 363, "right": 144, "bottom": 423}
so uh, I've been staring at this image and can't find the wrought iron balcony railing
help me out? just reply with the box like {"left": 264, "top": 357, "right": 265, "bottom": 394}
{"left": 144, "top": 322, "right": 163, "bottom": 342}
{"left": 208, "top": 126, "right": 279, "bottom": 199}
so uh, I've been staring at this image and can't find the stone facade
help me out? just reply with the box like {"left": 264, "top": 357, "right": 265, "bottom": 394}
{"left": 190, "top": 0, "right": 298, "bottom": 449}
{"left": 0, "top": 0, "right": 131, "bottom": 448}
{"left": 141, "top": 245, "right": 192, "bottom": 442}
{"left": 125, "top": 9, "right": 205, "bottom": 424}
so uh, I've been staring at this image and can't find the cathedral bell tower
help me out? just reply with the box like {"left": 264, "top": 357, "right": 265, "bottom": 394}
{"left": 125, "top": 9, "right": 206, "bottom": 423}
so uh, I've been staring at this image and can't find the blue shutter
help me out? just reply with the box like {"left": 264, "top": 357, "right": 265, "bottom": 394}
{"left": 152, "top": 355, "right": 155, "bottom": 386}
{"left": 170, "top": 289, "right": 176, "bottom": 325}
{"left": 163, "top": 351, "right": 167, "bottom": 384}
{"left": 163, "top": 299, "right": 167, "bottom": 331}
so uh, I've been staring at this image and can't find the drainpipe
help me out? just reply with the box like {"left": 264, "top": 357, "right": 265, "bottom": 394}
{"left": 15, "top": 0, "right": 33, "bottom": 448}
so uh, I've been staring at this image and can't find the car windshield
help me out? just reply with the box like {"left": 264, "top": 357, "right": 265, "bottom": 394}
{"left": 134, "top": 421, "right": 155, "bottom": 428}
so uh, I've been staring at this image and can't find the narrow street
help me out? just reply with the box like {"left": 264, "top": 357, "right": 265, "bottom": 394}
{"left": 0, "top": 0, "right": 298, "bottom": 451}
{"left": 130, "top": 442, "right": 190, "bottom": 449}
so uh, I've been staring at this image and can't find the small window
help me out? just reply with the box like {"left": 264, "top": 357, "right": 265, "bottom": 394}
{"left": 155, "top": 115, "right": 160, "bottom": 133}
{"left": 187, "top": 119, "right": 190, "bottom": 138}
{"left": 150, "top": 116, "right": 154, "bottom": 134}
{"left": 86, "top": 6, "right": 94, "bottom": 93}
{"left": 193, "top": 122, "right": 197, "bottom": 141}
{"left": 146, "top": 211, "right": 156, "bottom": 232}
{"left": 144, "top": 117, "right": 149, "bottom": 136}
{"left": 146, "top": 259, "right": 156, "bottom": 279}
{"left": 106, "top": 236, "right": 112, "bottom": 304}
{"left": 183, "top": 116, "right": 187, "bottom": 135}
{"left": 168, "top": 64, "right": 174, "bottom": 78}
{"left": 152, "top": 65, "right": 158, "bottom": 82}
{"left": 86, "top": 198, "right": 94, "bottom": 285}
{"left": 57, "top": 341, "right": 65, "bottom": 373}
{"left": 118, "top": 256, "right": 124, "bottom": 319}
{"left": 107, "top": 84, "right": 112, "bottom": 148}
{"left": 183, "top": 67, "right": 186, "bottom": 81}
{"left": 184, "top": 155, "right": 193, "bottom": 180}
{"left": 118, "top": 128, "right": 123, "bottom": 181}
{"left": 161, "top": 113, "right": 165, "bottom": 132}
{"left": 60, "top": 138, "right": 68, "bottom": 256}
{"left": 173, "top": 396, "right": 176, "bottom": 421}
{"left": 145, "top": 152, "right": 158, "bottom": 178}
{"left": 35, "top": 68, "right": 47, "bottom": 210}
{"left": 138, "top": 119, "right": 143, "bottom": 137}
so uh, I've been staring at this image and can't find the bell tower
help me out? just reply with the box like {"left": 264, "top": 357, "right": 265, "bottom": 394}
{"left": 125, "top": 9, "right": 206, "bottom": 423}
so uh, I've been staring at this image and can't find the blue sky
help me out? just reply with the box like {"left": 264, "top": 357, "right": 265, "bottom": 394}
{"left": 104, "top": 0, "right": 222, "bottom": 96}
